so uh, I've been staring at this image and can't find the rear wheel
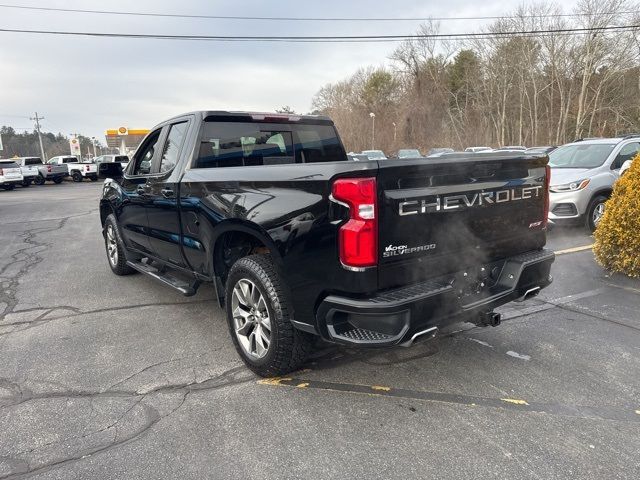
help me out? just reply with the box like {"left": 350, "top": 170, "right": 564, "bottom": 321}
{"left": 72, "top": 171, "right": 83, "bottom": 182}
{"left": 225, "top": 254, "right": 313, "bottom": 377}
{"left": 104, "top": 214, "right": 135, "bottom": 275}
{"left": 53, "top": 177, "right": 63, "bottom": 184}
{"left": 586, "top": 195, "right": 608, "bottom": 232}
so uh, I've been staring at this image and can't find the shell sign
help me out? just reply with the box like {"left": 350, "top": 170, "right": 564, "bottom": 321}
{"left": 69, "top": 138, "right": 81, "bottom": 155}
{"left": 118, "top": 127, "right": 128, "bottom": 135}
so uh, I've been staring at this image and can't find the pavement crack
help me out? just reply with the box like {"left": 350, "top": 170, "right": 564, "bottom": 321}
{"left": 0, "top": 364, "right": 254, "bottom": 479}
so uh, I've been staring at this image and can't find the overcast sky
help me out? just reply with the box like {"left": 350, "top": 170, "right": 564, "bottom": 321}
{"left": 0, "top": 0, "right": 579, "bottom": 142}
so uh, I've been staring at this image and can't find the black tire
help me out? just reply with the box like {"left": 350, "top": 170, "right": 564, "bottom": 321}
{"left": 104, "top": 214, "right": 136, "bottom": 275}
{"left": 2, "top": 184, "right": 15, "bottom": 191}
{"left": 53, "top": 177, "right": 63, "bottom": 184}
{"left": 586, "top": 194, "right": 608, "bottom": 232}
{"left": 72, "top": 171, "right": 83, "bottom": 182}
{"left": 225, "top": 254, "right": 313, "bottom": 377}
{"left": 89, "top": 176, "right": 98, "bottom": 182}
{"left": 21, "top": 180, "right": 31, "bottom": 187}
{"left": 33, "top": 175, "right": 45, "bottom": 185}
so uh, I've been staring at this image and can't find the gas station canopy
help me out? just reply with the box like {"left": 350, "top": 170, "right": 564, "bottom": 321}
{"left": 105, "top": 127, "right": 150, "bottom": 154}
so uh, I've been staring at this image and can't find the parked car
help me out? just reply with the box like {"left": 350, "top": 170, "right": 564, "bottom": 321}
{"left": 48, "top": 156, "right": 99, "bottom": 182}
{"left": 525, "top": 146, "right": 557, "bottom": 155}
{"left": 547, "top": 135, "right": 640, "bottom": 231}
{"left": 347, "top": 153, "right": 369, "bottom": 162}
{"left": 94, "top": 154, "right": 130, "bottom": 169}
{"left": 494, "top": 146, "right": 527, "bottom": 152}
{"left": 361, "top": 149, "right": 387, "bottom": 160}
{"left": 396, "top": 149, "right": 422, "bottom": 159}
{"left": 99, "top": 110, "right": 554, "bottom": 376}
{"left": 0, "top": 160, "right": 24, "bottom": 190}
{"left": 464, "top": 146, "right": 492, "bottom": 153}
{"left": 11, "top": 156, "right": 40, "bottom": 186}
{"left": 12, "top": 157, "right": 67, "bottom": 185}
{"left": 427, "top": 148, "right": 454, "bottom": 157}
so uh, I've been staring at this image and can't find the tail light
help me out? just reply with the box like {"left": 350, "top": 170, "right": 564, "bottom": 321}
{"left": 542, "top": 164, "right": 551, "bottom": 228}
{"left": 86, "top": 165, "right": 90, "bottom": 171}
{"left": 332, "top": 177, "right": 377, "bottom": 269}
{"left": 47, "top": 165, "right": 52, "bottom": 173}
{"left": 0, "top": 168, "right": 3, "bottom": 176}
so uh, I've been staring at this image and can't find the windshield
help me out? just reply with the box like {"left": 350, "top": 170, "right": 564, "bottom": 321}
{"left": 549, "top": 143, "right": 615, "bottom": 168}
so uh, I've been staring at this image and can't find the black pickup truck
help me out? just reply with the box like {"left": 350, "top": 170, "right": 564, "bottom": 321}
{"left": 99, "top": 111, "right": 554, "bottom": 376}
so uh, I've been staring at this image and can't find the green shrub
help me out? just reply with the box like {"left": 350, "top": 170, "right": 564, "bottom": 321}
{"left": 593, "top": 153, "right": 640, "bottom": 277}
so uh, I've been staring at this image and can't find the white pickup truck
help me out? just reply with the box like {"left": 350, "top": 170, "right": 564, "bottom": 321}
{"left": 47, "top": 156, "right": 99, "bottom": 182}
{"left": 13, "top": 157, "right": 67, "bottom": 185}
{"left": 12, "top": 156, "right": 41, "bottom": 186}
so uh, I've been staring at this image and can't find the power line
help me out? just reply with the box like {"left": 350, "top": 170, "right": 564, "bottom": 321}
{"left": 0, "top": 24, "right": 638, "bottom": 43}
{"left": 0, "top": 3, "right": 636, "bottom": 22}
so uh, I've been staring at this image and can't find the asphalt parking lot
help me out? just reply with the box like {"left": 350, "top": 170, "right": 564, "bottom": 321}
{"left": 1, "top": 182, "right": 639, "bottom": 479}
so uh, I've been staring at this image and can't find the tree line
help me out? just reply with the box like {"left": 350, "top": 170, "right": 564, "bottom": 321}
{"left": 0, "top": 126, "right": 104, "bottom": 160}
{"left": 312, "top": 0, "right": 640, "bottom": 153}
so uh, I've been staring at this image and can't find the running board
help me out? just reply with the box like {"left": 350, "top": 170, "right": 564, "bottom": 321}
{"left": 126, "top": 260, "right": 200, "bottom": 297}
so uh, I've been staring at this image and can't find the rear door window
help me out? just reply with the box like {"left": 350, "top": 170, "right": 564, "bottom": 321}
{"left": 24, "top": 158, "right": 42, "bottom": 165}
{"left": 158, "top": 122, "right": 188, "bottom": 173}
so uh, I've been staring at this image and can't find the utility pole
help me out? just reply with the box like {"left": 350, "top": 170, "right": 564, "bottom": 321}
{"left": 30, "top": 112, "right": 46, "bottom": 161}
{"left": 369, "top": 112, "right": 376, "bottom": 150}
{"left": 91, "top": 137, "right": 97, "bottom": 158}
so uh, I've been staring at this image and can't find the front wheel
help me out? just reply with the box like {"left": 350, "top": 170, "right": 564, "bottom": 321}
{"left": 89, "top": 176, "right": 98, "bottom": 182}
{"left": 21, "top": 179, "right": 31, "bottom": 187}
{"left": 2, "top": 184, "right": 15, "bottom": 191}
{"left": 104, "top": 214, "right": 135, "bottom": 275}
{"left": 225, "top": 254, "right": 313, "bottom": 377}
{"left": 33, "top": 175, "right": 45, "bottom": 185}
{"left": 72, "top": 172, "right": 83, "bottom": 182}
{"left": 586, "top": 195, "right": 608, "bottom": 232}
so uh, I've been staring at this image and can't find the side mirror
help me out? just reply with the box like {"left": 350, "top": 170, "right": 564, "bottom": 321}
{"left": 98, "top": 162, "right": 123, "bottom": 180}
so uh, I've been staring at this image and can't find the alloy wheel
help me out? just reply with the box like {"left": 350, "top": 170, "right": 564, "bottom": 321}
{"left": 231, "top": 279, "right": 272, "bottom": 359}
{"left": 106, "top": 225, "right": 118, "bottom": 266}
{"left": 593, "top": 202, "right": 605, "bottom": 226}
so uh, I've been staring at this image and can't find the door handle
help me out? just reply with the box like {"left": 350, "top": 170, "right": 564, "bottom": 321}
{"left": 161, "top": 188, "right": 174, "bottom": 198}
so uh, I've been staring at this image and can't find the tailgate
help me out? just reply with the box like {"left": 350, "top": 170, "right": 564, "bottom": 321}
{"left": 377, "top": 154, "right": 549, "bottom": 289}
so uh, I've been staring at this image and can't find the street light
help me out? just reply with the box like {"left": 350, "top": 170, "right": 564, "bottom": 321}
{"left": 369, "top": 112, "right": 375, "bottom": 150}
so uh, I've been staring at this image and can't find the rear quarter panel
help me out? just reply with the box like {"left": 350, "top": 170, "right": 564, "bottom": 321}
{"left": 179, "top": 161, "right": 379, "bottom": 325}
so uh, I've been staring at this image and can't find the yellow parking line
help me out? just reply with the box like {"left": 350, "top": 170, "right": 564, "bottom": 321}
{"left": 501, "top": 398, "right": 530, "bottom": 406}
{"left": 257, "top": 378, "right": 640, "bottom": 422}
{"left": 554, "top": 244, "right": 593, "bottom": 255}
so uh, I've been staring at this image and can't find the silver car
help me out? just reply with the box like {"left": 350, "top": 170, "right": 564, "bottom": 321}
{"left": 547, "top": 136, "right": 639, "bottom": 231}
